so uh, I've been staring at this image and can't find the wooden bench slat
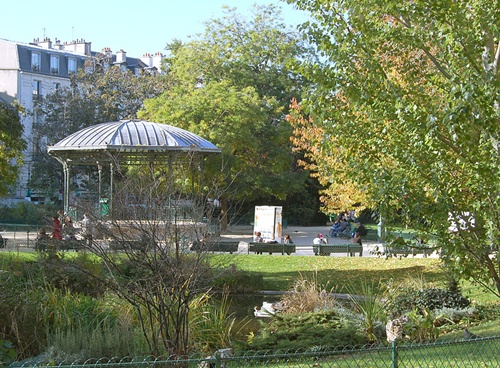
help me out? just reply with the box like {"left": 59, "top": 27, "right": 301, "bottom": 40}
{"left": 109, "top": 239, "right": 156, "bottom": 251}
{"left": 35, "top": 239, "right": 86, "bottom": 251}
{"left": 313, "top": 244, "right": 363, "bottom": 257}
{"left": 191, "top": 241, "right": 239, "bottom": 253}
{"left": 248, "top": 242, "right": 296, "bottom": 255}
{"left": 386, "top": 245, "right": 433, "bottom": 258}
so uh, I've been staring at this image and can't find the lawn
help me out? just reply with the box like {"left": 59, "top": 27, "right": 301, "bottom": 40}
{"left": 219, "top": 254, "right": 498, "bottom": 305}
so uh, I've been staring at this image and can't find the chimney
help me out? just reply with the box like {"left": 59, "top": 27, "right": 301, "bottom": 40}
{"left": 140, "top": 53, "right": 153, "bottom": 67}
{"left": 36, "top": 37, "right": 52, "bottom": 49}
{"left": 53, "top": 38, "right": 63, "bottom": 50}
{"left": 152, "top": 52, "right": 163, "bottom": 71}
{"left": 61, "top": 39, "right": 91, "bottom": 55}
{"left": 116, "top": 49, "right": 127, "bottom": 63}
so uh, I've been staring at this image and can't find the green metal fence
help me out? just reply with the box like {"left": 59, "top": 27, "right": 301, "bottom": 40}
{"left": 10, "top": 335, "right": 500, "bottom": 368}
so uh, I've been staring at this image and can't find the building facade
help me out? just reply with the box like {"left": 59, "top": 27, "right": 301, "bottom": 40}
{"left": 0, "top": 37, "right": 163, "bottom": 204}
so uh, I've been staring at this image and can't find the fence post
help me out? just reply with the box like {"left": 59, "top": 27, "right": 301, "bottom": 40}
{"left": 214, "top": 354, "right": 221, "bottom": 368}
{"left": 392, "top": 340, "right": 398, "bottom": 368}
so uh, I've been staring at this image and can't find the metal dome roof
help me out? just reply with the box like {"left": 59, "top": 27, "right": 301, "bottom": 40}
{"left": 49, "top": 120, "right": 220, "bottom": 152}
{"left": 48, "top": 120, "right": 221, "bottom": 163}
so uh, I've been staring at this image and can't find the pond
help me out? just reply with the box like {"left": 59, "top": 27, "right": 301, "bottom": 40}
{"left": 228, "top": 293, "right": 282, "bottom": 334}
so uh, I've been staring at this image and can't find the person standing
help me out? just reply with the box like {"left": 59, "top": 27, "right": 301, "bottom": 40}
{"left": 63, "top": 215, "right": 76, "bottom": 240}
{"left": 81, "top": 214, "right": 93, "bottom": 245}
{"left": 52, "top": 216, "right": 63, "bottom": 240}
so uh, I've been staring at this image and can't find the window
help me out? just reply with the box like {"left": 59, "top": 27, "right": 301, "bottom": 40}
{"left": 31, "top": 52, "right": 40, "bottom": 72}
{"left": 68, "top": 58, "right": 77, "bottom": 74}
{"left": 32, "top": 80, "right": 41, "bottom": 99}
{"left": 52, "top": 82, "right": 60, "bottom": 92}
{"left": 33, "top": 111, "right": 41, "bottom": 128}
{"left": 50, "top": 55, "right": 59, "bottom": 74}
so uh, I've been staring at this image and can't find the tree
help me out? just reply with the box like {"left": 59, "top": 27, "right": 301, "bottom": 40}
{"left": 0, "top": 101, "right": 26, "bottom": 195}
{"left": 289, "top": 0, "right": 500, "bottom": 295}
{"left": 67, "top": 152, "right": 231, "bottom": 356}
{"left": 141, "top": 4, "right": 315, "bottom": 224}
{"left": 30, "top": 59, "right": 167, "bottom": 200}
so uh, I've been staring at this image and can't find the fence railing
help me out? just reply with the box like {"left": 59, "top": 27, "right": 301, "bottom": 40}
{"left": 0, "top": 224, "right": 41, "bottom": 250}
{"left": 9, "top": 335, "right": 500, "bottom": 368}
{"left": 0, "top": 221, "right": 212, "bottom": 251}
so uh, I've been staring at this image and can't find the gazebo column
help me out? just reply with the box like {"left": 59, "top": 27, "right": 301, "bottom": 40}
{"left": 63, "top": 162, "right": 71, "bottom": 214}
{"left": 109, "top": 162, "right": 114, "bottom": 217}
{"left": 200, "top": 157, "right": 204, "bottom": 196}
{"left": 97, "top": 162, "right": 103, "bottom": 203}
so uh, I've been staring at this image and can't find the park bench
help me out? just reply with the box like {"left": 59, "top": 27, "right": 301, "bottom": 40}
{"left": 313, "top": 243, "right": 363, "bottom": 257}
{"left": 35, "top": 238, "right": 86, "bottom": 251}
{"left": 385, "top": 244, "right": 433, "bottom": 258}
{"left": 381, "top": 236, "right": 434, "bottom": 258}
{"left": 362, "top": 229, "right": 379, "bottom": 241}
{"left": 109, "top": 239, "right": 156, "bottom": 251}
{"left": 190, "top": 241, "right": 240, "bottom": 254}
{"left": 248, "top": 242, "right": 296, "bottom": 255}
{"left": 60, "top": 239, "right": 87, "bottom": 251}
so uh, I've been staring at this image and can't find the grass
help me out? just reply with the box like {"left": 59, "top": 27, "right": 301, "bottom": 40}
{"left": 224, "top": 255, "right": 444, "bottom": 293}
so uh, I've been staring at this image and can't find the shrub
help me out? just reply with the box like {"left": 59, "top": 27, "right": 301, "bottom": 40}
{"left": 432, "top": 306, "right": 477, "bottom": 327}
{"left": 244, "top": 311, "right": 367, "bottom": 351}
{"left": 0, "top": 265, "right": 48, "bottom": 359}
{"left": 0, "top": 202, "right": 58, "bottom": 225}
{"left": 36, "top": 252, "right": 107, "bottom": 297}
{"left": 384, "top": 287, "right": 470, "bottom": 318}
{"left": 347, "top": 280, "right": 387, "bottom": 343}
{"left": 189, "top": 291, "right": 249, "bottom": 355}
{"left": 46, "top": 315, "right": 145, "bottom": 362}
{"left": 0, "top": 340, "right": 16, "bottom": 366}
{"left": 279, "top": 272, "right": 336, "bottom": 314}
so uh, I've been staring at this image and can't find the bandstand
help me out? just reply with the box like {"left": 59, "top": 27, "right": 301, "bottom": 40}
{"left": 47, "top": 120, "right": 221, "bottom": 220}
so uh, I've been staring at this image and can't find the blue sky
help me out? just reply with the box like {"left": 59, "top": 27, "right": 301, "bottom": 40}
{"left": 1, "top": 0, "right": 309, "bottom": 57}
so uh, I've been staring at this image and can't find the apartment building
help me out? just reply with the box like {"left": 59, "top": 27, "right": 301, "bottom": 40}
{"left": 0, "top": 37, "right": 164, "bottom": 204}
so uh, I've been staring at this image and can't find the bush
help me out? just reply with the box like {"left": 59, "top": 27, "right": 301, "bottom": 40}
{"left": 0, "top": 340, "right": 16, "bottom": 366}
{"left": 0, "top": 262, "right": 48, "bottom": 358}
{"left": 244, "top": 311, "right": 367, "bottom": 351}
{"left": 36, "top": 252, "right": 107, "bottom": 297}
{"left": 0, "top": 202, "right": 58, "bottom": 225}
{"left": 279, "top": 274, "right": 336, "bottom": 314}
{"left": 385, "top": 287, "right": 470, "bottom": 318}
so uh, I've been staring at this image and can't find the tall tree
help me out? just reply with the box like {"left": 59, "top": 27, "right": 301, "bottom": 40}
{"left": 0, "top": 101, "right": 26, "bottom": 195}
{"left": 289, "top": 0, "right": 500, "bottom": 295}
{"left": 141, "top": 4, "right": 315, "bottom": 223}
